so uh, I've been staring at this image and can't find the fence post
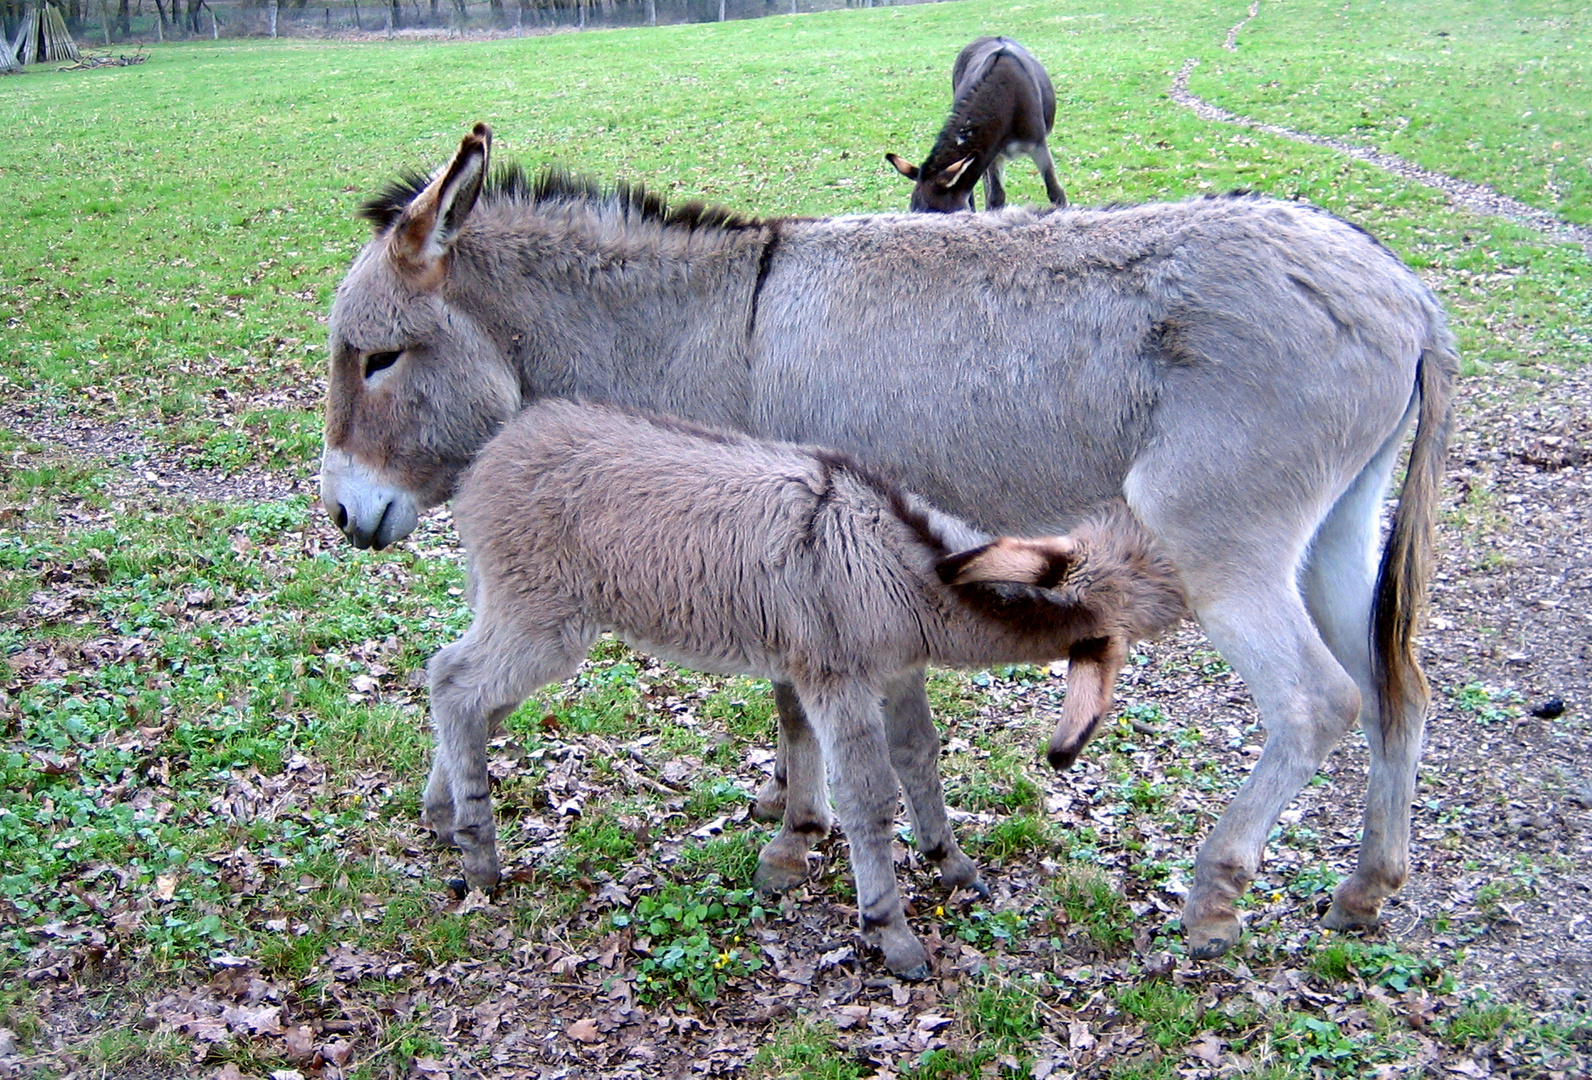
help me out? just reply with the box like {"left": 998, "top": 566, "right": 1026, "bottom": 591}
{"left": 210, "top": 6, "right": 218, "bottom": 36}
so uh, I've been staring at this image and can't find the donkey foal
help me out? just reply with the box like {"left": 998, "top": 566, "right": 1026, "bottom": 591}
{"left": 425, "top": 399, "right": 1184, "bottom": 978}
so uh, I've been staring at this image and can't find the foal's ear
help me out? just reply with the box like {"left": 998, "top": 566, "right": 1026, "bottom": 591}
{"left": 938, "top": 535, "right": 1081, "bottom": 588}
{"left": 885, "top": 152, "right": 920, "bottom": 181}
{"left": 390, "top": 122, "right": 492, "bottom": 280}
{"left": 932, "top": 155, "right": 976, "bottom": 189}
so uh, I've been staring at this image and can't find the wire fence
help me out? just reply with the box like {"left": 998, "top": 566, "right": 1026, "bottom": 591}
{"left": 3, "top": 0, "right": 959, "bottom": 49}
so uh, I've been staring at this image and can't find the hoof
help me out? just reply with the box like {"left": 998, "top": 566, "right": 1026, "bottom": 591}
{"left": 1186, "top": 915, "right": 1241, "bottom": 959}
{"left": 1322, "top": 900, "right": 1381, "bottom": 932}
{"left": 1189, "top": 933, "right": 1235, "bottom": 960}
{"left": 751, "top": 778, "right": 787, "bottom": 823}
{"left": 447, "top": 877, "right": 469, "bottom": 899}
{"left": 962, "top": 876, "right": 992, "bottom": 901}
{"left": 753, "top": 857, "right": 808, "bottom": 895}
{"left": 934, "top": 851, "right": 986, "bottom": 897}
{"left": 893, "top": 961, "right": 931, "bottom": 982}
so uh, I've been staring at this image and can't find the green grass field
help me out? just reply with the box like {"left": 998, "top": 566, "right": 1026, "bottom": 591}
{"left": 2, "top": 1, "right": 1590, "bottom": 1076}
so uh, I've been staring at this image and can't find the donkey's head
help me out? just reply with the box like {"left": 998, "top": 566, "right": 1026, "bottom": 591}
{"left": 321, "top": 123, "right": 522, "bottom": 550}
{"left": 884, "top": 152, "right": 980, "bottom": 213}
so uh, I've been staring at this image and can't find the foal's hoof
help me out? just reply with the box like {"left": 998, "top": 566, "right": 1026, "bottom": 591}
{"left": 753, "top": 857, "right": 808, "bottom": 895}
{"left": 751, "top": 778, "right": 787, "bottom": 824}
{"left": 966, "top": 877, "right": 992, "bottom": 901}
{"left": 894, "top": 961, "right": 931, "bottom": 982}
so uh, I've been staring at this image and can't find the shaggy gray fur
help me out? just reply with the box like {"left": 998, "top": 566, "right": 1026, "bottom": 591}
{"left": 426, "top": 398, "right": 1185, "bottom": 977}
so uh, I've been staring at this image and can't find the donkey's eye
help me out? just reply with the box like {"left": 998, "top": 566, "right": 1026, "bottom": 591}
{"left": 364, "top": 350, "right": 402, "bottom": 379}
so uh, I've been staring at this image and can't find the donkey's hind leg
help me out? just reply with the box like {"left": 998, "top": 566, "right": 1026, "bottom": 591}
{"left": 426, "top": 616, "right": 590, "bottom": 891}
{"left": 882, "top": 667, "right": 987, "bottom": 897}
{"left": 754, "top": 681, "right": 833, "bottom": 893}
{"left": 1128, "top": 466, "right": 1363, "bottom": 957}
{"left": 752, "top": 682, "right": 800, "bottom": 823}
{"left": 801, "top": 678, "right": 930, "bottom": 979}
{"left": 1303, "top": 410, "right": 1430, "bottom": 931}
{"left": 1028, "top": 143, "right": 1067, "bottom": 207}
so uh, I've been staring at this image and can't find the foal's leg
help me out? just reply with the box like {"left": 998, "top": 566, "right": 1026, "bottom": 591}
{"left": 426, "top": 614, "right": 590, "bottom": 890}
{"left": 801, "top": 678, "right": 930, "bottom": 978}
{"left": 1303, "top": 412, "right": 1430, "bottom": 930}
{"left": 1029, "top": 143, "right": 1067, "bottom": 207}
{"left": 753, "top": 682, "right": 833, "bottom": 892}
{"left": 882, "top": 668, "right": 987, "bottom": 897}
{"left": 752, "top": 682, "right": 800, "bottom": 822}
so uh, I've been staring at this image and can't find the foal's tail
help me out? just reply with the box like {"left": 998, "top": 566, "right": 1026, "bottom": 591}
{"left": 1372, "top": 316, "right": 1458, "bottom": 728}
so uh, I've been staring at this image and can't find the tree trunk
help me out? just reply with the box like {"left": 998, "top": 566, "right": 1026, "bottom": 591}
{"left": 717, "top": 0, "right": 723, "bottom": 20}
{"left": 388, "top": 0, "right": 399, "bottom": 25}
{"left": 645, "top": 0, "right": 653, "bottom": 22}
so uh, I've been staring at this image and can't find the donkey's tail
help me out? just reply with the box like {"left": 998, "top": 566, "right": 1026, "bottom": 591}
{"left": 1371, "top": 315, "right": 1458, "bottom": 729}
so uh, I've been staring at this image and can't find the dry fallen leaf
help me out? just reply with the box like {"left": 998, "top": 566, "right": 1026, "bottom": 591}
{"left": 566, "top": 1017, "right": 602, "bottom": 1044}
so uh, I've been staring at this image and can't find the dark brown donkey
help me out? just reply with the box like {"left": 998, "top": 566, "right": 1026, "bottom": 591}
{"left": 886, "top": 36, "right": 1067, "bottom": 212}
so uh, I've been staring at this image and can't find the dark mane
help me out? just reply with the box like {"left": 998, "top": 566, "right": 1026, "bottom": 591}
{"left": 358, "top": 159, "right": 763, "bottom": 233}
{"left": 807, "top": 448, "right": 951, "bottom": 560}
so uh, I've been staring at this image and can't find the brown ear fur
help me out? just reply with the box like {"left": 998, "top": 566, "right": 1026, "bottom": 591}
{"left": 885, "top": 152, "right": 921, "bottom": 180}
{"left": 390, "top": 122, "right": 493, "bottom": 286}
{"left": 938, "top": 535, "right": 1079, "bottom": 587}
{"left": 933, "top": 155, "right": 977, "bottom": 189}
{"left": 1046, "top": 637, "right": 1128, "bottom": 771}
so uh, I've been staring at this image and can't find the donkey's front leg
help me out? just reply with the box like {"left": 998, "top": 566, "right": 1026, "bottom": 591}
{"left": 426, "top": 624, "right": 585, "bottom": 893}
{"left": 427, "top": 641, "right": 508, "bottom": 891}
{"left": 983, "top": 161, "right": 1008, "bottom": 210}
{"left": 804, "top": 679, "right": 930, "bottom": 979}
{"left": 883, "top": 668, "right": 987, "bottom": 898}
{"left": 754, "top": 682, "right": 832, "bottom": 892}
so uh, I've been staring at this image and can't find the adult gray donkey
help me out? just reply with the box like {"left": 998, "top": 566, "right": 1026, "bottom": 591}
{"left": 320, "top": 123, "right": 1456, "bottom": 960}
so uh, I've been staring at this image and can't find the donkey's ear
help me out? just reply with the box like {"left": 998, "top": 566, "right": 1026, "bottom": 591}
{"left": 938, "top": 535, "right": 1080, "bottom": 588}
{"left": 885, "top": 153, "right": 920, "bottom": 181}
{"left": 390, "top": 122, "right": 492, "bottom": 277}
{"left": 933, "top": 155, "right": 976, "bottom": 189}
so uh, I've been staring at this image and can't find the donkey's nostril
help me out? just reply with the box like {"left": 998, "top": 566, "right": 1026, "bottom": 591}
{"left": 334, "top": 503, "right": 350, "bottom": 530}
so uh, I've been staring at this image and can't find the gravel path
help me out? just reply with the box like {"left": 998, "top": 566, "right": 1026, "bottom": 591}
{"left": 1171, "top": 25, "right": 1592, "bottom": 254}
